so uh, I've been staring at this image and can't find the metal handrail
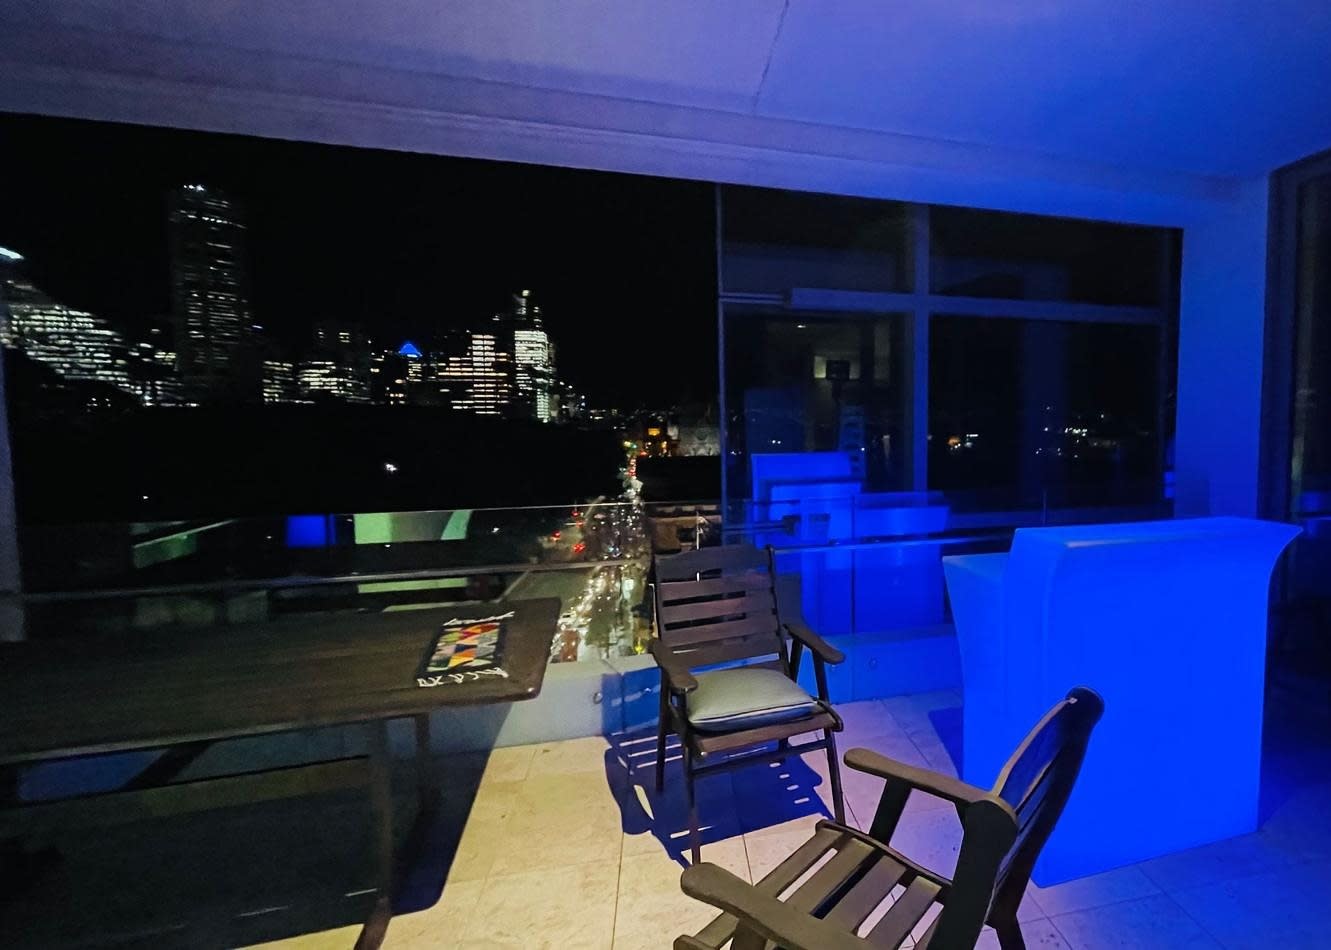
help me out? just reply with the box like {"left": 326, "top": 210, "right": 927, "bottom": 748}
{"left": 7, "top": 526, "right": 1016, "bottom": 606}
{"left": 9, "top": 556, "right": 651, "bottom": 604}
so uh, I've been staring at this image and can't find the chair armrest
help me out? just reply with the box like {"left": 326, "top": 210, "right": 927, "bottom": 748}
{"left": 844, "top": 747, "right": 992, "bottom": 808}
{"left": 783, "top": 621, "right": 845, "bottom": 665}
{"left": 680, "top": 863, "right": 870, "bottom": 950}
{"left": 648, "top": 638, "right": 699, "bottom": 693}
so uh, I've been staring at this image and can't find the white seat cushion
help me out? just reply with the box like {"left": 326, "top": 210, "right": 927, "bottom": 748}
{"left": 685, "top": 666, "right": 821, "bottom": 733}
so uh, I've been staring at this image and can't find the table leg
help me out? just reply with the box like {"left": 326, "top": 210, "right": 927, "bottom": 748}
{"left": 355, "top": 719, "right": 393, "bottom": 950}
{"left": 414, "top": 713, "right": 437, "bottom": 815}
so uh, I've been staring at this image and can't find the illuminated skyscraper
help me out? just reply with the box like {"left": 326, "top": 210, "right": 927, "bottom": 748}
{"left": 262, "top": 360, "right": 302, "bottom": 404}
{"left": 434, "top": 330, "right": 514, "bottom": 415}
{"left": 296, "top": 360, "right": 371, "bottom": 403}
{"left": 0, "top": 246, "right": 134, "bottom": 395}
{"left": 168, "top": 184, "right": 254, "bottom": 403}
{"left": 498, "top": 289, "right": 556, "bottom": 422}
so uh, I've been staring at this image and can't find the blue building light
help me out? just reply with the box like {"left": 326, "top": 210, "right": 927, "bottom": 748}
{"left": 398, "top": 341, "right": 422, "bottom": 358}
{"left": 286, "top": 514, "right": 334, "bottom": 548}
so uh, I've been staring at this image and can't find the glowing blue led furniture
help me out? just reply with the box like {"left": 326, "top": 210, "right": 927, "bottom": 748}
{"left": 944, "top": 517, "right": 1299, "bottom": 884}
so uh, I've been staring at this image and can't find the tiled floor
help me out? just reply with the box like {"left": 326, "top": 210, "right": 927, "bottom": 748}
{"left": 250, "top": 687, "right": 1331, "bottom": 950}
{"left": 7, "top": 688, "right": 1328, "bottom": 947}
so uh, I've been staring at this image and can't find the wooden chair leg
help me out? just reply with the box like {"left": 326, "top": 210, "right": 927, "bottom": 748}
{"left": 993, "top": 918, "right": 1027, "bottom": 950}
{"left": 656, "top": 677, "right": 669, "bottom": 793}
{"left": 683, "top": 744, "right": 700, "bottom": 865}
{"left": 824, "top": 730, "right": 846, "bottom": 825}
{"left": 655, "top": 720, "right": 668, "bottom": 792}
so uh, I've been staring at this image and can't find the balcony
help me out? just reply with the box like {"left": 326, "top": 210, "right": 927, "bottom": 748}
{"left": 4, "top": 4, "right": 1331, "bottom": 948}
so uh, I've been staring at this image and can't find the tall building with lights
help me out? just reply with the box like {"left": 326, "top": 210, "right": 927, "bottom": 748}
{"left": 167, "top": 184, "right": 254, "bottom": 403}
{"left": 262, "top": 360, "right": 302, "bottom": 404}
{"left": 296, "top": 360, "right": 371, "bottom": 403}
{"left": 434, "top": 330, "right": 514, "bottom": 416}
{"left": 370, "top": 342, "right": 420, "bottom": 406}
{"left": 299, "top": 321, "right": 371, "bottom": 404}
{"left": 496, "top": 289, "right": 556, "bottom": 422}
{"left": 0, "top": 246, "right": 134, "bottom": 396}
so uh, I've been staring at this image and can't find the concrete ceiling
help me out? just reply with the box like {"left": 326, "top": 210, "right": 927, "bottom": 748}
{"left": 4, "top": 1, "right": 1331, "bottom": 181}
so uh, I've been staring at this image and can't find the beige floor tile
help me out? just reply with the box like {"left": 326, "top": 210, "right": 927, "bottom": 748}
{"left": 1048, "top": 894, "right": 1221, "bottom": 949}
{"left": 444, "top": 777, "right": 523, "bottom": 827}
{"left": 835, "top": 700, "right": 906, "bottom": 745}
{"left": 974, "top": 918, "right": 1071, "bottom": 949}
{"left": 620, "top": 773, "right": 742, "bottom": 858}
{"left": 1136, "top": 832, "right": 1298, "bottom": 893}
{"left": 244, "top": 925, "right": 365, "bottom": 949}
{"left": 460, "top": 860, "right": 619, "bottom": 949}
{"left": 527, "top": 736, "right": 616, "bottom": 778}
{"left": 1016, "top": 886, "right": 1047, "bottom": 923}
{"left": 880, "top": 803, "right": 963, "bottom": 880}
{"left": 743, "top": 826, "right": 826, "bottom": 881}
{"left": 479, "top": 744, "right": 539, "bottom": 785}
{"left": 443, "top": 768, "right": 626, "bottom": 879}
{"left": 442, "top": 816, "right": 505, "bottom": 883}
{"left": 1167, "top": 859, "right": 1331, "bottom": 950}
{"left": 384, "top": 879, "right": 486, "bottom": 948}
{"left": 732, "top": 756, "right": 839, "bottom": 837}
{"left": 612, "top": 838, "right": 750, "bottom": 949}
{"left": 514, "top": 767, "right": 625, "bottom": 813}
{"left": 486, "top": 806, "right": 623, "bottom": 878}
{"left": 1029, "top": 865, "right": 1161, "bottom": 917}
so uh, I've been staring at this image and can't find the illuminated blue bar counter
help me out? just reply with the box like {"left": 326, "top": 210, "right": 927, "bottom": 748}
{"left": 943, "top": 517, "right": 1299, "bottom": 884}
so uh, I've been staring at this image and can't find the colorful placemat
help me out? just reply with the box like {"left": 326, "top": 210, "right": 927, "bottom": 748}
{"left": 417, "top": 611, "right": 513, "bottom": 687}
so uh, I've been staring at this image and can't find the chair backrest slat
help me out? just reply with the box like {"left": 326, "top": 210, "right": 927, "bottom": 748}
{"left": 658, "top": 590, "right": 776, "bottom": 626}
{"left": 988, "top": 687, "right": 1104, "bottom": 911}
{"left": 652, "top": 544, "right": 786, "bottom": 666}
{"left": 662, "top": 614, "right": 781, "bottom": 648}
{"left": 657, "top": 571, "right": 772, "bottom": 601}
{"left": 670, "top": 636, "right": 784, "bottom": 669}
{"left": 929, "top": 687, "right": 1103, "bottom": 950}
{"left": 654, "top": 543, "right": 770, "bottom": 582}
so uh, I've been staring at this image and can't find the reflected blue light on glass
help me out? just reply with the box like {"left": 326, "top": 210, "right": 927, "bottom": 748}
{"left": 0, "top": 246, "right": 23, "bottom": 261}
{"left": 945, "top": 517, "right": 1298, "bottom": 884}
{"left": 286, "top": 514, "right": 332, "bottom": 548}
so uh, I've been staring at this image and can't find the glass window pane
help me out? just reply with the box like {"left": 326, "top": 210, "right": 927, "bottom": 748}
{"left": 1291, "top": 173, "right": 1331, "bottom": 514}
{"left": 720, "top": 186, "right": 910, "bottom": 295}
{"left": 723, "top": 309, "right": 910, "bottom": 519}
{"left": 930, "top": 206, "right": 1175, "bottom": 306}
{"left": 928, "top": 316, "right": 1165, "bottom": 510}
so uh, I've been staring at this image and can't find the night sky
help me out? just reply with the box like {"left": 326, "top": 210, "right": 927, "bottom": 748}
{"left": 0, "top": 112, "right": 719, "bottom": 407}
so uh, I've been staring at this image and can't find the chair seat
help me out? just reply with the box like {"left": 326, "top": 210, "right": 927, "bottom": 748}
{"left": 686, "top": 666, "right": 821, "bottom": 733}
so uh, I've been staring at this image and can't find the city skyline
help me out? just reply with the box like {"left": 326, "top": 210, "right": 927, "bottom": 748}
{"left": 3, "top": 232, "right": 604, "bottom": 420}
{"left": 0, "top": 112, "right": 719, "bottom": 409}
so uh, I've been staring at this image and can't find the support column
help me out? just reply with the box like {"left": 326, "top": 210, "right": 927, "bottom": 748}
{"left": 1175, "top": 178, "right": 1270, "bottom": 517}
{"left": 0, "top": 346, "right": 23, "bottom": 642}
{"left": 908, "top": 204, "right": 931, "bottom": 493}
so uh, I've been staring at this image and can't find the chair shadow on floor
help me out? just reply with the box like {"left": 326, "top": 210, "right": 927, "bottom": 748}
{"left": 605, "top": 729, "right": 835, "bottom": 868}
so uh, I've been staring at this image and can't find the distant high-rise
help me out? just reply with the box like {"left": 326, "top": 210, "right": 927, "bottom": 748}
{"left": 497, "top": 289, "right": 556, "bottom": 422}
{"left": 434, "top": 330, "right": 514, "bottom": 415}
{"left": 301, "top": 321, "right": 371, "bottom": 404}
{"left": 167, "top": 184, "right": 254, "bottom": 403}
{"left": 0, "top": 246, "right": 134, "bottom": 396}
{"left": 297, "top": 360, "right": 370, "bottom": 403}
{"left": 262, "top": 360, "right": 303, "bottom": 404}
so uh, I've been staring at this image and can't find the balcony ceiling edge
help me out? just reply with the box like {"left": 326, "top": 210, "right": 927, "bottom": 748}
{"left": 0, "top": 23, "right": 1243, "bottom": 227}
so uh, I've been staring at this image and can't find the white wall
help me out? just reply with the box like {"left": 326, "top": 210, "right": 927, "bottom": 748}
{"left": 1175, "top": 179, "right": 1271, "bottom": 517}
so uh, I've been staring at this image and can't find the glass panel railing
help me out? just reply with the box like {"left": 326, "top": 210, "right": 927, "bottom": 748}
{"left": 18, "top": 500, "right": 659, "bottom": 594}
{"left": 11, "top": 490, "right": 1170, "bottom": 658}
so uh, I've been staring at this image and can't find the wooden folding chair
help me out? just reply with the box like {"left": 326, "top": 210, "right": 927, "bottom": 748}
{"left": 651, "top": 543, "right": 846, "bottom": 864}
{"left": 677, "top": 687, "right": 1105, "bottom": 950}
